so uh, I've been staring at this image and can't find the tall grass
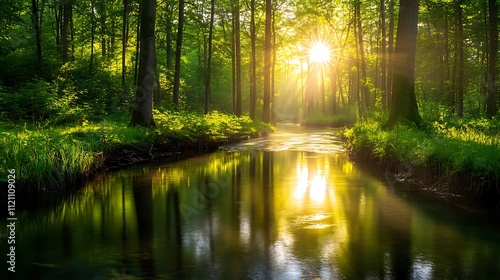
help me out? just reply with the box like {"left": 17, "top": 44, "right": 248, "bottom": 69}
{"left": 1, "top": 110, "right": 271, "bottom": 192}
{"left": 343, "top": 117, "right": 500, "bottom": 192}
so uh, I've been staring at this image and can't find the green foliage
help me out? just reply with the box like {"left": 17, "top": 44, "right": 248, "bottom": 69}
{"left": 302, "top": 107, "right": 358, "bottom": 127}
{"left": 0, "top": 110, "right": 269, "bottom": 189}
{"left": 343, "top": 115, "right": 500, "bottom": 187}
{"left": 0, "top": 79, "right": 58, "bottom": 121}
{"left": 154, "top": 109, "right": 272, "bottom": 143}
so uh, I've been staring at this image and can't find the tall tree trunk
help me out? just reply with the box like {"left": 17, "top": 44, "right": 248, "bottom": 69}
{"left": 134, "top": 8, "right": 140, "bottom": 86}
{"left": 444, "top": 12, "right": 452, "bottom": 108}
{"left": 456, "top": 0, "right": 464, "bottom": 117}
{"left": 70, "top": 5, "right": 74, "bottom": 60}
{"left": 61, "top": 0, "right": 70, "bottom": 62}
{"left": 90, "top": 0, "right": 95, "bottom": 74}
{"left": 100, "top": 0, "right": 106, "bottom": 57}
{"left": 263, "top": 0, "right": 272, "bottom": 123}
{"left": 249, "top": 0, "right": 257, "bottom": 120}
{"left": 487, "top": 0, "right": 498, "bottom": 117}
{"left": 165, "top": 0, "right": 174, "bottom": 75}
{"left": 204, "top": 0, "right": 215, "bottom": 114}
{"left": 231, "top": 21, "right": 236, "bottom": 113}
{"left": 130, "top": 0, "right": 156, "bottom": 127}
{"left": 330, "top": 63, "right": 338, "bottom": 114}
{"left": 53, "top": 0, "right": 61, "bottom": 46}
{"left": 387, "top": 0, "right": 422, "bottom": 127}
{"left": 31, "top": 0, "right": 43, "bottom": 74}
{"left": 234, "top": 0, "right": 242, "bottom": 116}
{"left": 387, "top": 0, "right": 395, "bottom": 109}
{"left": 121, "top": 0, "right": 128, "bottom": 85}
{"left": 271, "top": 7, "right": 277, "bottom": 123}
{"left": 380, "top": 0, "right": 387, "bottom": 109}
{"left": 356, "top": 0, "right": 369, "bottom": 111}
{"left": 173, "top": 0, "right": 184, "bottom": 106}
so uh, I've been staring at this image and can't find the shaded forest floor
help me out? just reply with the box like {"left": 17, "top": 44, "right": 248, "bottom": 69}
{"left": 0, "top": 110, "right": 272, "bottom": 197}
{"left": 342, "top": 113, "right": 500, "bottom": 209}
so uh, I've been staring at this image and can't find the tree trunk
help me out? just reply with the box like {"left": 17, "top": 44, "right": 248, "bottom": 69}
{"left": 130, "top": 0, "right": 156, "bottom": 127}
{"left": 262, "top": 0, "right": 272, "bottom": 123}
{"left": 100, "top": 0, "right": 106, "bottom": 57}
{"left": 165, "top": 0, "right": 174, "bottom": 74}
{"left": 249, "top": 0, "right": 257, "bottom": 120}
{"left": 234, "top": 0, "right": 242, "bottom": 117}
{"left": 330, "top": 64, "right": 337, "bottom": 114}
{"left": 134, "top": 8, "right": 140, "bottom": 86}
{"left": 90, "top": 0, "right": 95, "bottom": 74}
{"left": 173, "top": 0, "right": 184, "bottom": 106}
{"left": 355, "top": 0, "right": 369, "bottom": 110}
{"left": 61, "top": 0, "right": 70, "bottom": 62}
{"left": 121, "top": 0, "right": 128, "bottom": 85}
{"left": 387, "top": 0, "right": 422, "bottom": 127}
{"left": 53, "top": 0, "right": 61, "bottom": 46}
{"left": 456, "top": 0, "right": 464, "bottom": 117}
{"left": 271, "top": 7, "right": 277, "bottom": 123}
{"left": 380, "top": 0, "right": 387, "bottom": 109}
{"left": 387, "top": 0, "right": 395, "bottom": 109}
{"left": 487, "top": 0, "right": 498, "bottom": 117}
{"left": 31, "top": 0, "right": 43, "bottom": 74}
{"left": 204, "top": 0, "right": 215, "bottom": 114}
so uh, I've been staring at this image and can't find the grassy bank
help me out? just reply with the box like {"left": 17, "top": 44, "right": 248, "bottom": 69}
{"left": 1, "top": 110, "right": 272, "bottom": 194}
{"left": 342, "top": 116, "right": 500, "bottom": 198}
{"left": 301, "top": 108, "right": 358, "bottom": 128}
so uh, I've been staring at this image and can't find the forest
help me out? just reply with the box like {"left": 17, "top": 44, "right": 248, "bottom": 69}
{"left": 0, "top": 0, "right": 499, "bottom": 197}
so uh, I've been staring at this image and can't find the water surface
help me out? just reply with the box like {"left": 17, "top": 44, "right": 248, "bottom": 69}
{"left": 1, "top": 125, "right": 500, "bottom": 279}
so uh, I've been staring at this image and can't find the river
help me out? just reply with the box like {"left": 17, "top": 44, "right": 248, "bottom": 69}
{"left": 1, "top": 124, "right": 500, "bottom": 279}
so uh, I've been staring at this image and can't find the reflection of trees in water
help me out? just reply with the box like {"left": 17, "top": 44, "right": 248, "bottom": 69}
{"left": 9, "top": 148, "right": 500, "bottom": 279}
{"left": 132, "top": 174, "right": 155, "bottom": 279}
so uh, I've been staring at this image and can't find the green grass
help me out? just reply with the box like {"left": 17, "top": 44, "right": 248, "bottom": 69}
{"left": 0, "top": 110, "right": 272, "bottom": 191}
{"left": 342, "top": 116, "right": 500, "bottom": 190}
{"left": 302, "top": 107, "right": 358, "bottom": 127}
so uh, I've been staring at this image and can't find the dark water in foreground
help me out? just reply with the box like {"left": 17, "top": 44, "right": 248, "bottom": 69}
{"left": 1, "top": 125, "right": 500, "bottom": 279}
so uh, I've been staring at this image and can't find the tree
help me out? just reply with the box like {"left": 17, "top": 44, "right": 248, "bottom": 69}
{"left": 130, "top": 0, "right": 156, "bottom": 127}
{"left": 249, "top": 0, "right": 257, "bottom": 120}
{"left": 387, "top": 0, "right": 422, "bottom": 127}
{"left": 31, "top": 0, "right": 43, "bottom": 74}
{"left": 234, "top": 0, "right": 242, "bottom": 116}
{"left": 456, "top": 0, "right": 464, "bottom": 117}
{"left": 173, "top": 0, "right": 184, "bottom": 106}
{"left": 121, "top": 0, "right": 129, "bottom": 85}
{"left": 387, "top": 0, "right": 395, "bottom": 109}
{"left": 487, "top": 0, "right": 498, "bottom": 117}
{"left": 204, "top": 0, "right": 215, "bottom": 114}
{"left": 355, "top": 0, "right": 369, "bottom": 111}
{"left": 380, "top": 0, "right": 387, "bottom": 109}
{"left": 61, "top": 0, "right": 72, "bottom": 62}
{"left": 263, "top": 0, "right": 272, "bottom": 123}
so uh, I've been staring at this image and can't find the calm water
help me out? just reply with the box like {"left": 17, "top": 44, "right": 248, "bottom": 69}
{"left": 2, "top": 125, "right": 500, "bottom": 279}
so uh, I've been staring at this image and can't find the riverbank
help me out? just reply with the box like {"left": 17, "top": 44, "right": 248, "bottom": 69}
{"left": 0, "top": 110, "right": 273, "bottom": 198}
{"left": 342, "top": 118, "right": 500, "bottom": 208}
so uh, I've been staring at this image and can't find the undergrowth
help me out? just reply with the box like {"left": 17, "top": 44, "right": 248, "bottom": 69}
{"left": 302, "top": 107, "right": 358, "bottom": 127}
{"left": 0, "top": 110, "right": 272, "bottom": 192}
{"left": 343, "top": 116, "right": 500, "bottom": 192}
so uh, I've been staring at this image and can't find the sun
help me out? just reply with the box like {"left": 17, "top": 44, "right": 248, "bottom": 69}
{"left": 309, "top": 42, "right": 331, "bottom": 63}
